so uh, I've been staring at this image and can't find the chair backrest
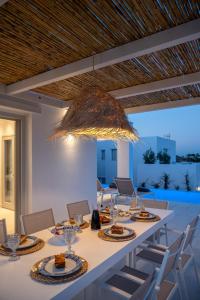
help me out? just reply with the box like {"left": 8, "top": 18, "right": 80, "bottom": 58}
{"left": 115, "top": 178, "right": 135, "bottom": 196}
{"left": 66, "top": 200, "right": 90, "bottom": 219}
{"left": 130, "top": 269, "right": 158, "bottom": 300}
{"left": 142, "top": 199, "right": 168, "bottom": 210}
{"left": 156, "top": 233, "right": 184, "bottom": 288}
{"left": 181, "top": 215, "right": 199, "bottom": 252}
{"left": 131, "top": 234, "right": 184, "bottom": 300}
{"left": 22, "top": 209, "right": 55, "bottom": 235}
{"left": 97, "top": 178, "right": 103, "bottom": 192}
{"left": 0, "top": 219, "right": 7, "bottom": 245}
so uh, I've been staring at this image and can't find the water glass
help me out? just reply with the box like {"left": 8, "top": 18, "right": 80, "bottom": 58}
{"left": 112, "top": 209, "right": 118, "bottom": 225}
{"left": 110, "top": 193, "right": 117, "bottom": 208}
{"left": 74, "top": 214, "right": 83, "bottom": 226}
{"left": 6, "top": 234, "right": 20, "bottom": 261}
{"left": 74, "top": 214, "right": 83, "bottom": 232}
{"left": 135, "top": 194, "right": 141, "bottom": 208}
{"left": 63, "top": 227, "right": 76, "bottom": 255}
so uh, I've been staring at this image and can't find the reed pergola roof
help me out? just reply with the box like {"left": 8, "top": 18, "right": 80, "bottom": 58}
{"left": 0, "top": 0, "right": 199, "bottom": 112}
{"left": 34, "top": 40, "right": 200, "bottom": 101}
{"left": 120, "top": 84, "right": 200, "bottom": 109}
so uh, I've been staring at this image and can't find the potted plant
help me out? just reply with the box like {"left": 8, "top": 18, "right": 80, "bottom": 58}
{"left": 161, "top": 173, "right": 171, "bottom": 189}
{"left": 184, "top": 173, "right": 191, "bottom": 191}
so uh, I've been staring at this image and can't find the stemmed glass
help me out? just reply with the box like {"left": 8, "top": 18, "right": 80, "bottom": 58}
{"left": 6, "top": 234, "right": 20, "bottom": 261}
{"left": 74, "top": 214, "right": 83, "bottom": 232}
{"left": 63, "top": 227, "right": 76, "bottom": 255}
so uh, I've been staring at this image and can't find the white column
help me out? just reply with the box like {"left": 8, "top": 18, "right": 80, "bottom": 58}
{"left": 117, "top": 141, "right": 134, "bottom": 181}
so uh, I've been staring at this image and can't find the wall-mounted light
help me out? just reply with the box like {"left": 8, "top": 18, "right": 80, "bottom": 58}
{"left": 65, "top": 134, "right": 75, "bottom": 145}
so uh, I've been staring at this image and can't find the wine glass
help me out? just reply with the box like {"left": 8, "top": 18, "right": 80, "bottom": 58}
{"left": 6, "top": 234, "right": 20, "bottom": 261}
{"left": 63, "top": 227, "right": 76, "bottom": 255}
{"left": 74, "top": 214, "right": 83, "bottom": 232}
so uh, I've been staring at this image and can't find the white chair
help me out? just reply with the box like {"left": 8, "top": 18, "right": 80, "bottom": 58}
{"left": 135, "top": 216, "right": 200, "bottom": 300}
{"left": 0, "top": 219, "right": 7, "bottom": 245}
{"left": 176, "top": 215, "right": 200, "bottom": 298}
{"left": 142, "top": 199, "right": 169, "bottom": 245}
{"left": 95, "top": 233, "right": 184, "bottom": 300}
{"left": 66, "top": 200, "right": 90, "bottom": 219}
{"left": 115, "top": 178, "right": 136, "bottom": 205}
{"left": 97, "top": 178, "right": 104, "bottom": 192}
{"left": 22, "top": 209, "right": 55, "bottom": 235}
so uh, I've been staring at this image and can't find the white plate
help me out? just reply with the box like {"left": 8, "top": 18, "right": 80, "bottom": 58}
{"left": 133, "top": 212, "right": 156, "bottom": 220}
{"left": 39, "top": 254, "right": 83, "bottom": 277}
{"left": 104, "top": 227, "right": 134, "bottom": 238}
{"left": 17, "top": 236, "right": 38, "bottom": 249}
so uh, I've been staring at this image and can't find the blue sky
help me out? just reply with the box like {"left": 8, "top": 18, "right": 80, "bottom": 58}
{"left": 129, "top": 104, "right": 200, "bottom": 155}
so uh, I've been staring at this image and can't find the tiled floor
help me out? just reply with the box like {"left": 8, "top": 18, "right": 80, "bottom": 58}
{"left": 0, "top": 207, "right": 15, "bottom": 233}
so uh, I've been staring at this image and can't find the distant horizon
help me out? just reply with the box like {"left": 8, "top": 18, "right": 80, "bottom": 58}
{"left": 129, "top": 104, "right": 200, "bottom": 156}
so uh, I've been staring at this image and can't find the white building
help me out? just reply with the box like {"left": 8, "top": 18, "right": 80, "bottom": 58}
{"left": 133, "top": 136, "right": 176, "bottom": 165}
{"left": 97, "top": 137, "right": 200, "bottom": 190}
{"left": 97, "top": 141, "right": 117, "bottom": 184}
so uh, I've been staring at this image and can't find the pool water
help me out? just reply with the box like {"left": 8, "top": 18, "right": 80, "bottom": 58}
{"left": 143, "top": 188, "right": 200, "bottom": 204}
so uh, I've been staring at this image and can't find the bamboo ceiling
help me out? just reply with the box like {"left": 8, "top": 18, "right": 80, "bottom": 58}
{"left": 120, "top": 84, "right": 200, "bottom": 109}
{"left": 0, "top": 0, "right": 199, "bottom": 85}
{"left": 34, "top": 39, "right": 200, "bottom": 101}
{"left": 0, "top": 0, "right": 199, "bottom": 110}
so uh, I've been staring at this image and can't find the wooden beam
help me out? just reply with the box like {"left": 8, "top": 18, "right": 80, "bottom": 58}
{"left": 110, "top": 71, "right": 200, "bottom": 99}
{"left": 0, "top": 84, "right": 69, "bottom": 108}
{"left": 6, "top": 19, "right": 200, "bottom": 95}
{"left": 0, "top": 94, "right": 41, "bottom": 113}
{"left": 125, "top": 97, "right": 200, "bottom": 114}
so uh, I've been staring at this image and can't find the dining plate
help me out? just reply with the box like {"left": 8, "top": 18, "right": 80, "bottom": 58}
{"left": 104, "top": 227, "right": 134, "bottom": 238}
{"left": 132, "top": 212, "right": 156, "bottom": 220}
{"left": 17, "top": 236, "right": 38, "bottom": 250}
{"left": 38, "top": 254, "right": 83, "bottom": 277}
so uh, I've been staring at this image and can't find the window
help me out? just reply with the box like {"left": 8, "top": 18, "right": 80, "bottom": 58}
{"left": 101, "top": 149, "right": 105, "bottom": 160}
{"left": 111, "top": 149, "right": 117, "bottom": 161}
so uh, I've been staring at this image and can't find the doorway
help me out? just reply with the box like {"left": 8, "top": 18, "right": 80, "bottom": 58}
{"left": 0, "top": 119, "right": 16, "bottom": 233}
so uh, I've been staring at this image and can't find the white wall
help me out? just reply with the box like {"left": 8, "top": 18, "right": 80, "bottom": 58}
{"left": 117, "top": 141, "right": 134, "bottom": 181}
{"left": 97, "top": 140, "right": 117, "bottom": 184}
{"left": 137, "top": 163, "right": 200, "bottom": 190}
{"left": 30, "top": 105, "right": 97, "bottom": 222}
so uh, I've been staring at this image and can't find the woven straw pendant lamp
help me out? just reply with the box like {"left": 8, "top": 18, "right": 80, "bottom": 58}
{"left": 50, "top": 87, "right": 138, "bottom": 141}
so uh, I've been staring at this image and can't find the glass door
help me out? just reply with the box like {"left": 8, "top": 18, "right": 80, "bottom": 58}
{"left": 2, "top": 136, "right": 15, "bottom": 210}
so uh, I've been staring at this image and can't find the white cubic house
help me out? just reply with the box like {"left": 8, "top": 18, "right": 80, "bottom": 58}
{"left": 97, "top": 136, "right": 200, "bottom": 191}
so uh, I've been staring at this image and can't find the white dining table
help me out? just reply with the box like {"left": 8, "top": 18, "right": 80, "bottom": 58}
{"left": 0, "top": 207, "right": 174, "bottom": 300}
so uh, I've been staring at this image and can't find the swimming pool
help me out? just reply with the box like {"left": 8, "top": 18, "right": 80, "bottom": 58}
{"left": 143, "top": 188, "right": 200, "bottom": 204}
